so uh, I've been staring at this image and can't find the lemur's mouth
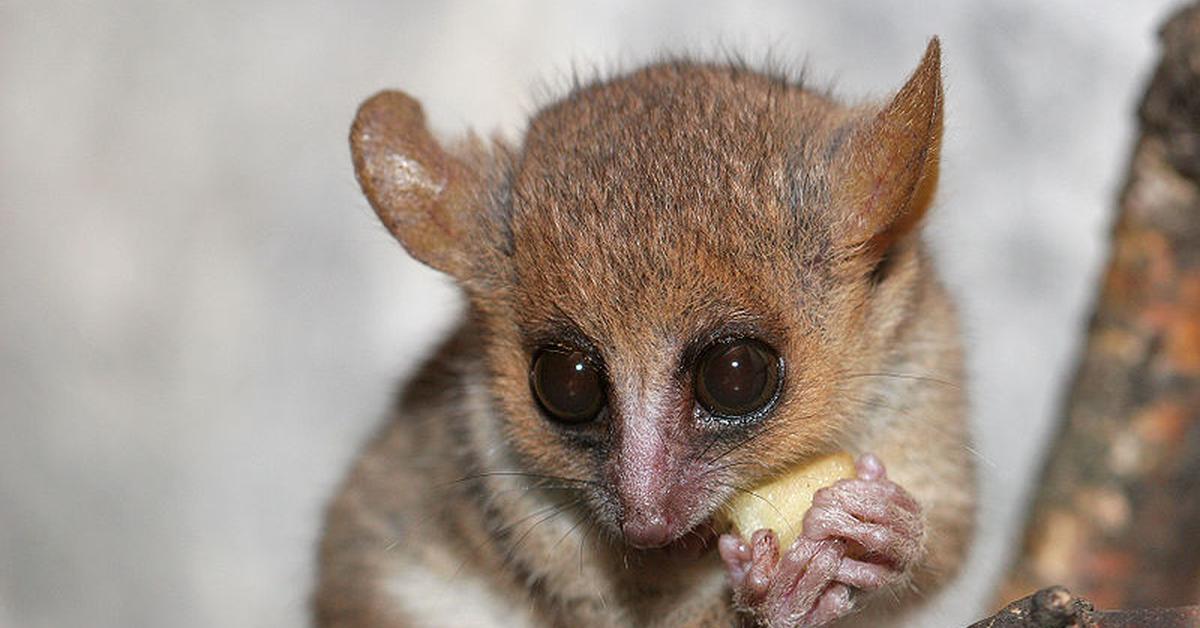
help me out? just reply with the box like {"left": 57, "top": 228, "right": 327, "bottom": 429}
{"left": 647, "top": 516, "right": 719, "bottom": 559}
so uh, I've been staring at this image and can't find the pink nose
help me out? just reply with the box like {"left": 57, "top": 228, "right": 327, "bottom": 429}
{"left": 622, "top": 514, "right": 672, "bottom": 549}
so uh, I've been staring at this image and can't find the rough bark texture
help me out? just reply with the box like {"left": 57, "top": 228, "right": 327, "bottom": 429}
{"left": 972, "top": 587, "right": 1200, "bottom": 628}
{"left": 998, "top": 2, "right": 1200, "bottom": 609}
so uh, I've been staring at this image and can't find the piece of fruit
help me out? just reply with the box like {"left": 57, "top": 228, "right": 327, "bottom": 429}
{"left": 721, "top": 451, "right": 856, "bottom": 549}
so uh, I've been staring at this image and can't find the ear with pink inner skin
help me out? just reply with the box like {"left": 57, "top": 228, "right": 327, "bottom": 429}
{"left": 830, "top": 38, "right": 944, "bottom": 254}
{"left": 350, "top": 90, "right": 480, "bottom": 279}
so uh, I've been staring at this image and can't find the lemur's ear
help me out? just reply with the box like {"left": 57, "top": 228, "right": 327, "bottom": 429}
{"left": 830, "top": 38, "right": 943, "bottom": 252}
{"left": 351, "top": 90, "right": 480, "bottom": 278}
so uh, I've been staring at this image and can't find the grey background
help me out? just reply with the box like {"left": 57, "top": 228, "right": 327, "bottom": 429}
{"left": 0, "top": 1, "right": 1181, "bottom": 626}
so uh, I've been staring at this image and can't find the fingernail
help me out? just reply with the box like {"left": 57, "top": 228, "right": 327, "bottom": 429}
{"left": 858, "top": 453, "right": 885, "bottom": 479}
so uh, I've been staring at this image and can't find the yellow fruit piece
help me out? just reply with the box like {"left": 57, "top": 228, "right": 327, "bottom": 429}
{"left": 721, "top": 451, "right": 856, "bottom": 549}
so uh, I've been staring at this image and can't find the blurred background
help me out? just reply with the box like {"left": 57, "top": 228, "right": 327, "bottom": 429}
{"left": 0, "top": 1, "right": 1183, "bottom": 626}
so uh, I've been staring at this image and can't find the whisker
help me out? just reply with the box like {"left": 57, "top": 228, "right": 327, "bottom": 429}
{"left": 839, "top": 393, "right": 994, "bottom": 469}
{"left": 715, "top": 481, "right": 797, "bottom": 543}
{"left": 578, "top": 518, "right": 591, "bottom": 576}
{"left": 703, "top": 459, "right": 764, "bottom": 476}
{"left": 695, "top": 433, "right": 722, "bottom": 463}
{"left": 843, "top": 371, "right": 958, "bottom": 389}
{"left": 487, "top": 482, "right": 589, "bottom": 500}
{"left": 441, "top": 470, "right": 601, "bottom": 489}
{"left": 704, "top": 422, "right": 777, "bottom": 467}
{"left": 702, "top": 408, "right": 825, "bottom": 470}
{"left": 501, "top": 498, "right": 585, "bottom": 568}
{"left": 501, "top": 499, "right": 582, "bottom": 542}
{"left": 551, "top": 513, "right": 589, "bottom": 552}
{"left": 450, "top": 497, "right": 581, "bottom": 580}
{"left": 697, "top": 460, "right": 766, "bottom": 487}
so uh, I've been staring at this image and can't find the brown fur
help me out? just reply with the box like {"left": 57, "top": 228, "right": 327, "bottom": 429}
{"left": 316, "top": 39, "right": 974, "bottom": 627}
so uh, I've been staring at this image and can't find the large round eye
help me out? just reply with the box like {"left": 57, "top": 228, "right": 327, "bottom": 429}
{"left": 695, "top": 339, "right": 781, "bottom": 418}
{"left": 531, "top": 349, "right": 605, "bottom": 424}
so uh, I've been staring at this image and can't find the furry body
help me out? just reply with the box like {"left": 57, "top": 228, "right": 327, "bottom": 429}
{"left": 316, "top": 42, "right": 974, "bottom": 627}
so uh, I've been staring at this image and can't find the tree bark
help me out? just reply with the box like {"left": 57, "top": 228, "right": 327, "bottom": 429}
{"left": 998, "top": 2, "right": 1200, "bottom": 610}
{"left": 972, "top": 586, "right": 1200, "bottom": 628}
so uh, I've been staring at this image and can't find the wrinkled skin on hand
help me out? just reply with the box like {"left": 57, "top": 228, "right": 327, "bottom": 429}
{"left": 718, "top": 454, "right": 924, "bottom": 627}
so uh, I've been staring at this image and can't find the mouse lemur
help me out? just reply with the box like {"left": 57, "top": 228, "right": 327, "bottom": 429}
{"left": 315, "top": 38, "right": 975, "bottom": 627}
